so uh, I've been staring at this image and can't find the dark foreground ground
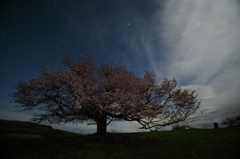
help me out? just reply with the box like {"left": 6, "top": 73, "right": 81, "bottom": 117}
{"left": 0, "top": 119, "right": 239, "bottom": 159}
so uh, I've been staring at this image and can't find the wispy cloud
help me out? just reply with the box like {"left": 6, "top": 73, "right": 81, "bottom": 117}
{"left": 127, "top": 0, "right": 240, "bottom": 127}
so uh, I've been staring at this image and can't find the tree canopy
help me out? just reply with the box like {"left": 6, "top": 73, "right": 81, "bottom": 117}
{"left": 11, "top": 54, "right": 201, "bottom": 134}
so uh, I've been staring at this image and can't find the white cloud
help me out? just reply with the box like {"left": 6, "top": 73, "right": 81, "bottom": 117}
{"left": 158, "top": 0, "right": 240, "bottom": 80}
{"left": 181, "top": 85, "right": 216, "bottom": 100}
{"left": 127, "top": 0, "right": 240, "bottom": 128}
{"left": 157, "top": 0, "right": 240, "bottom": 126}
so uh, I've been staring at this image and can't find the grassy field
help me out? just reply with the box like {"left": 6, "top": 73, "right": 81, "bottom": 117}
{"left": 1, "top": 119, "right": 240, "bottom": 159}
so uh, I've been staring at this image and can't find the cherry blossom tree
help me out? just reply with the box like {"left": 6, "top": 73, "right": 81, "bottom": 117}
{"left": 11, "top": 54, "right": 201, "bottom": 134}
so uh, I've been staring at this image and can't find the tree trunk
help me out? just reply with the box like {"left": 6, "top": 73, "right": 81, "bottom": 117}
{"left": 96, "top": 115, "right": 107, "bottom": 134}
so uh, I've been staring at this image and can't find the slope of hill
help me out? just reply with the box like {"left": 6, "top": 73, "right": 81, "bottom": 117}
{"left": 1, "top": 119, "right": 240, "bottom": 159}
{"left": 0, "top": 119, "right": 67, "bottom": 139}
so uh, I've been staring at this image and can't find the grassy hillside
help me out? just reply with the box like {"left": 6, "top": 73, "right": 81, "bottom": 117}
{"left": 0, "top": 119, "right": 66, "bottom": 138}
{"left": 1, "top": 119, "right": 240, "bottom": 159}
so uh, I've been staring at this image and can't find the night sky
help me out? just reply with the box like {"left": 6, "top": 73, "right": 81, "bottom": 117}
{"left": 1, "top": 0, "right": 240, "bottom": 133}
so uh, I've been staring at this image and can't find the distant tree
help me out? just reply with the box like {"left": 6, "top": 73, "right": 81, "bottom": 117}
{"left": 222, "top": 114, "right": 240, "bottom": 127}
{"left": 172, "top": 123, "right": 192, "bottom": 130}
{"left": 11, "top": 54, "right": 201, "bottom": 134}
